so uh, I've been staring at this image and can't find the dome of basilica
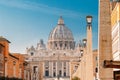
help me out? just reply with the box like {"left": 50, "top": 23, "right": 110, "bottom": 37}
{"left": 48, "top": 16, "right": 75, "bottom": 50}
{"left": 48, "top": 16, "right": 74, "bottom": 42}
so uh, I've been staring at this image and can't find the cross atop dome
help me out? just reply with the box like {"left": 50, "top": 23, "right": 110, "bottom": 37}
{"left": 58, "top": 16, "right": 64, "bottom": 25}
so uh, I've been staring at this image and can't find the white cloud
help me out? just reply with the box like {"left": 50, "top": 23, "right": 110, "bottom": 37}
{"left": 0, "top": 0, "right": 86, "bottom": 18}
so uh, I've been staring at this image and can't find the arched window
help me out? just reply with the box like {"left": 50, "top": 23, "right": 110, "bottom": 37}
{"left": 60, "top": 43, "right": 62, "bottom": 48}
{"left": 31, "top": 52, "right": 34, "bottom": 56}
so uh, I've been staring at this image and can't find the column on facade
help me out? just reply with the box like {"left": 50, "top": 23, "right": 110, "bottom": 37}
{"left": 19, "top": 68, "right": 22, "bottom": 78}
{"left": 56, "top": 61, "right": 58, "bottom": 76}
{"left": 28, "top": 71, "right": 30, "bottom": 80}
{"left": 59, "top": 41, "right": 61, "bottom": 50}
{"left": 13, "top": 65, "right": 16, "bottom": 77}
{"left": 65, "top": 41, "right": 68, "bottom": 49}
{"left": 53, "top": 42, "right": 55, "bottom": 49}
{"left": 70, "top": 42, "right": 72, "bottom": 49}
{"left": 30, "top": 69, "right": 32, "bottom": 80}
{"left": 57, "top": 42, "right": 59, "bottom": 50}
{"left": 49, "top": 61, "right": 52, "bottom": 77}
{"left": 31, "top": 66, "right": 33, "bottom": 80}
{"left": 43, "top": 63, "right": 45, "bottom": 76}
{"left": 69, "top": 62, "right": 72, "bottom": 80}
{"left": 50, "top": 42, "right": 52, "bottom": 49}
{"left": 65, "top": 41, "right": 67, "bottom": 50}
{"left": 52, "top": 42, "right": 55, "bottom": 50}
{"left": 48, "top": 62, "right": 50, "bottom": 77}
{"left": 67, "top": 42, "right": 70, "bottom": 50}
{"left": 36, "top": 66, "right": 39, "bottom": 80}
{"left": 49, "top": 62, "right": 50, "bottom": 77}
{"left": 66, "top": 61, "right": 68, "bottom": 76}
{"left": 24, "top": 70, "right": 26, "bottom": 80}
{"left": 51, "top": 62, "right": 53, "bottom": 77}
{"left": 68, "top": 62, "right": 70, "bottom": 76}
{"left": 62, "top": 62, "right": 64, "bottom": 77}
{"left": 25, "top": 70, "right": 30, "bottom": 80}
{"left": 68, "top": 62, "right": 71, "bottom": 76}
{"left": 62, "top": 41, "right": 65, "bottom": 50}
{"left": 54, "top": 42, "right": 56, "bottom": 49}
{"left": 5, "top": 62, "right": 7, "bottom": 77}
{"left": 72, "top": 42, "right": 74, "bottom": 49}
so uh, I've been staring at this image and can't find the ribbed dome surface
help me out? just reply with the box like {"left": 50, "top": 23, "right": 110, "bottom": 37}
{"left": 49, "top": 16, "right": 74, "bottom": 41}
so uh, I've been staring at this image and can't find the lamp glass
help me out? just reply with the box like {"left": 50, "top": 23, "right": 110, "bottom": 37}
{"left": 83, "top": 39, "right": 87, "bottom": 44}
{"left": 80, "top": 50, "right": 83, "bottom": 54}
{"left": 86, "top": 16, "right": 92, "bottom": 24}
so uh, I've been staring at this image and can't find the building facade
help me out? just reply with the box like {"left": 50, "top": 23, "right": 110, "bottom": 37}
{"left": 24, "top": 16, "right": 89, "bottom": 80}
{"left": 111, "top": 1, "right": 120, "bottom": 79}
{"left": 0, "top": 37, "right": 26, "bottom": 79}
{"left": 98, "top": 0, "right": 113, "bottom": 80}
{"left": 0, "top": 44, "right": 5, "bottom": 77}
{"left": 111, "top": 1, "right": 120, "bottom": 61}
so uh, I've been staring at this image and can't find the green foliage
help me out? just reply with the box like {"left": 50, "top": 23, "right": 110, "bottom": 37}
{"left": 72, "top": 76, "right": 80, "bottom": 80}
{"left": 0, "top": 76, "right": 23, "bottom": 80}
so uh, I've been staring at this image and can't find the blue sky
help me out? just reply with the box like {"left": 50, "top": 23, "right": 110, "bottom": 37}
{"left": 0, "top": 0, "right": 98, "bottom": 53}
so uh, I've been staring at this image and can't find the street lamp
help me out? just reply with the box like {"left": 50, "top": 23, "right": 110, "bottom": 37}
{"left": 83, "top": 39, "right": 87, "bottom": 47}
{"left": 86, "top": 16, "right": 93, "bottom": 24}
{"left": 80, "top": 50, "right": 83, "bottom": 57}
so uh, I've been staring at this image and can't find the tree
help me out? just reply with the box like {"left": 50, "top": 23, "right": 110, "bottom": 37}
{"left": 72, "top": 76, "right": 80, "bottom": 80}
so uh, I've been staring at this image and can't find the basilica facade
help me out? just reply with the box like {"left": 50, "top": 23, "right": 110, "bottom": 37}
{"left": 24, "top": 17, "right": 85, "bottom": 80}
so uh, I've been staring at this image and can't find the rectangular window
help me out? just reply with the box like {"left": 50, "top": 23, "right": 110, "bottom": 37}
{"left": 53, "top": 72, "right": 56, "bottom": 77}
{"left": 45, "top": 70, "right": 49, "bottom": 76}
